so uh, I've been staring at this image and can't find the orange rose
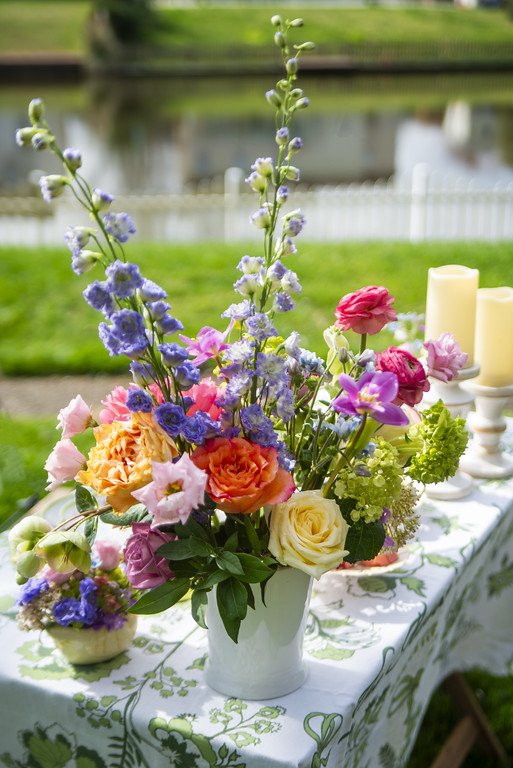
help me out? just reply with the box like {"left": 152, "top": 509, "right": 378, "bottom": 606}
{"left": 76, "top": 412, "right": 177, "bottom": 514}
{"left": 191, "top": 437, "right": 295, "bottom": 515}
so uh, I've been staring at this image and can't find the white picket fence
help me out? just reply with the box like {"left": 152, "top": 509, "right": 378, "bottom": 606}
{"left": 1, "top": 164, "right": 513, "bottom": 244}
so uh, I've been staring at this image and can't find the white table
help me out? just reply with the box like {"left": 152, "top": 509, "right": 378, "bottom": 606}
{"left": 1, "top": 460, "right": 513, "bottom": 767}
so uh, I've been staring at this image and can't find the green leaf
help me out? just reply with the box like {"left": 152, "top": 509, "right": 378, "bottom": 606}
{"left": 157, "top": 537, "right": 210, "bottom": 561}
{"left": 76, "top": 485, "right": 97, "bottom": 514}
{"left": 198, "top": 570, "right": 231, "bottom": 590}
{"left": 243, "top": 581, "right": 255, "bottom": 611}
{"left": 84, "top": 515, "right": 98, "bottom": 548}
{"left": 236, "top": 553, "right": 275, "bottom": 583}
{"left": 176, "top": 516, "right": 211, "bottom": 542}
{"left": 191, "top": 589, "right": 208, "bottom": 629}
{"left": 336, "top": 496, "right": 358, "bottom": 524}
{"left": 217, "top": 577, "right": 248, "bottom": 621}
{"left": 344, "top": 520, "right": 385, "bottom": 564}
{"left": 400, "top": 576, "right": 426, "bottom": 596}
{"left": 100, "top": 504, "right": 149, "bottom": 526}
{"left": 215, "top": 551, "right": 244, "bottom": 576}
{"left": 358, "top": 575, "right": 395, "bottom": 594}
{"left": 426, "top": 553, "right": 457, "bottom": 569}
{"left": 224, "top": 531, "right": 238, "bottom": 552}
{"left": 129, "top": 578, "right": 190, "bottom": 615}
{"left": 242, "top": 514, "right": 262, "bottom": 554}
{"left": 310, "top": 646, "right": 354, "bottom": 661}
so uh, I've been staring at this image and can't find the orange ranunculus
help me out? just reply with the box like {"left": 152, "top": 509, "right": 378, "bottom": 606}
{"left": 76, "top": 412, "right": 177, "bottom": 514}
{"left": 191, "top": 437, "right": 295, "bottom": 515}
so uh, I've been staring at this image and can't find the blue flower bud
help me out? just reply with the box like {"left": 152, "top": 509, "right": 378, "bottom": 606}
{"left": 284, "top": 166, "right": 300, "bottom": 182}
{"left": 31, "top": 132, "right": 52, "bottom": 151}
{"left": 71, "top": 250, "right": 101, "bottom": 275}
{"left": 251, "top": 157, "right": 274, "bottom": 177}
{"left": 15, "top": 127, "right": 37, "bottom": 147}
{"left": 277, "top": 185, "right": 289, "bottom": 203}
{"left": 296, "top": 41, "right": 316, "bottom": 51}
{"left": 275, "top": 127, "right": 289, "bottom": 145}
{"left": 293, "top": 97, "right": 310, "bottom": 111}
{"left": 91, "top": 188, "right": 113, "bottom": 212}
{"left": 286, "top": 58, "right": 298, "bottom": 75}
{"left": 288, "top": 137, "right": 303, "bottom": 153}
{"left": 39, "top": 174, "right": 68, "bottom": 203}
{"left": 63, "top": 147, "right": 82, "bottom": 172}
{"left": 290, "top": 88, "right": 303, "bottom": 99}
{"left": 250, "top": 206, "right": 272, "bottom": 230}
{"left": 274, "top": 31, "right": 286, "bottom": 48}
{"left": 265, "top": 89, "right": 282, "bottom": 108}
{"left": 271, "top": 14, "right": 282, "bottom": 26}
{"left": 28, "top": 98, "right": 44, "bottom": 125}
{"left": 245, "top": 171, "right": 267, "bottom": 192}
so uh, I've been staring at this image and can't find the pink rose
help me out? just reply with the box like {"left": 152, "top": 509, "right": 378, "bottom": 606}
{"left": 376, "top": 347, "right": 430, "bottom": 407}
{"left": 185, "top": 378, "right": 223, "bottom": 420}
{"left": 123, "top": 522, "right": 175, "bottom": 589}
{"left": 424, "top": 332, "right": 468, "bottom": 383}
{"left": 132, "top": 455, "right": 207, "bottom": 527}
{"left": 57, "top": 394, "right": 94, "bottom": 438}
{"left": 93, "top": 539, "right": 121, "bottom": 571}
{"left": 45, "top": 439, "right": 86, "bottom": 491}
{"left": 99, "top": 385, "right": 132, "bottom": 424}
{"left": 335, "top": 286, "right": 397, "bottom": 336}
{"left": 40, "top": 564, "right": 75, "bottom": 585}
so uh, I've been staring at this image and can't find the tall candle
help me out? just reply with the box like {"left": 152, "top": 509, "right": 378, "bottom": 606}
{"left": 474, "top": 287, "right": 513, "bottom": 387}
{"left": 424, "top": 264, "right": 479, "bottom": 365}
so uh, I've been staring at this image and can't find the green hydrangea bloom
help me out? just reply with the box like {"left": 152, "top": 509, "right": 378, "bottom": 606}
{"left": 407, "top": 400, "right": 468, "bottom": 485}
{"left": 334, "top": 438, "right": 403, "bottom": 523}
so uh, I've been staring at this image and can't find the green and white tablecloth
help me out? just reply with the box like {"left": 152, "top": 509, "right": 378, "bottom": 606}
{"left": 1, "top": 445, "right": 513, "bottom": 768}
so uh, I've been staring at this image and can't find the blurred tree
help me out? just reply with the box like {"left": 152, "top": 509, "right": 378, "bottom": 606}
{"left": 89, "top": 0, "right": 156, "bottom": 52}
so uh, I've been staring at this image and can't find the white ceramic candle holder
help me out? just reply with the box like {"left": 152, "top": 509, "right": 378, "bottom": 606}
{"left": 459, "top": 382, "right": 513, "bottom": 480}
{"left": 421, "top": 363, "right": 480, "bottom": 500}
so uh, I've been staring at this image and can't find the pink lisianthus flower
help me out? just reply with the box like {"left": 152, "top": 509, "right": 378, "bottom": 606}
{"left": 123, "top": 522, "right": 175, "bottom": 589}
{"left": 99, "top": 385, "right": 132, "bottom": 424}
{"left": 40, "top": 564, "right": 75, "bottom": 585}
{"left": 45, "top": 439, "right": 86, "bottom": 491}
{"left": 180, "top": 325, "right": 229, "bottom": 366}
{"left": 132, "top": 454, "right": 208, "bottom": 527}
{"left": 93, "top": 540, "right": 121, "bottom": 571}
{"left": 332, "top": 371, "right": 409, "bottom": 426}
{"left": 57, "top": 394, "right": 94, "bottom": 438}
{"left": 185, "top": 378, "right": 224, "bottom": 420}
{"left": 424, "top": 332, "right": 468, "bottom": 383}
{"left": 376, "top": 347, "right": 430, "bottom": 407}
{"left": 335, "top": 286, "right": 397, "bottom": 336}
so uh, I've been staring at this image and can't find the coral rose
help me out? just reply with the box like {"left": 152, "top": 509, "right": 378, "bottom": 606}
{"left": 268, "top": 490, "right": 349, "bottom": 578}
{"left": 376, "top": 347, "right": 430, "bottom": 407}
{"left": 335, "top": 285, "right": 396, "bottom": 335}
{"left": 76, "top": 412, "right": 177, "bottom": 514}
{"left": 191, "top": 437, "right": 295, "bottom": 515}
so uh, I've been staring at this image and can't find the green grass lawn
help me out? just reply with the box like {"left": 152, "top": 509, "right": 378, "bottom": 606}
{"left": 1, "top": 3, "right": 513, "bottom": 63}
{"left": 1, "top": 241, "right": 512, "bottom": 376}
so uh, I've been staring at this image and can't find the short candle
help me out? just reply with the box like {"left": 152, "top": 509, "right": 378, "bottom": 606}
{"left": 424, "top": 265, "right": 479, "bottom": 365}
{"left": 474, "top": 287, "right": 513, "bottom": 388}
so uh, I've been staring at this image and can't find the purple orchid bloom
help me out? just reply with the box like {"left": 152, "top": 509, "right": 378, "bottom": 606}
{"left": 179, "top": 325, "right": 230, "bottom": 367}
{"left": 332, "top": 371, "right": 408, "bottom": 426}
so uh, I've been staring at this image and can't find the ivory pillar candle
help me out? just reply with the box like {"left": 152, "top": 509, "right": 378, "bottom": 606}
{"left": 424, "top": 265, "right": 479, "bottom": 365}
{"left": 474, "top": 287, "right": 513, "bottom": 387}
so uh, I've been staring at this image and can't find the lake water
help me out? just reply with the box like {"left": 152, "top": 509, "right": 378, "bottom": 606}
{"left": 2, "top": 72, "right": 513, "bottom": 241}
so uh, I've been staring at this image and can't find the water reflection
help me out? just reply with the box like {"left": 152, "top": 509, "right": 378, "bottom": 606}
{"left": 3, "top": 72, "right": 513, "bottom": 195}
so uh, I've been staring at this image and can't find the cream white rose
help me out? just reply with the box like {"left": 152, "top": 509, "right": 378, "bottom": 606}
{"left": 268, "top": 490, "right": 349, "bottom": 578}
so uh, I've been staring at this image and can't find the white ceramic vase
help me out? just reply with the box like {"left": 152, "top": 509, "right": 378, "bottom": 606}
{"left": 204, "top": 566, "right": 312, "bottom": 700}
{"left": 47, "top": 614, "right": 137, "bottom": 665}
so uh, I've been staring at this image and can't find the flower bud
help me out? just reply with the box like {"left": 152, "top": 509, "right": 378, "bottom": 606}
{"left": 35, "top": 530, "right": 91, "bottom": 574}
{"left": 290, "top": 88, "right": 303, "bottom": 99}
{"left": 63, "top": 147, "right": 82, "bottom": 172}
{"left": 277, "top": 185, "right": 289, "bottom": 203}
{"left": 271, "top": 14, "right": 282, "bottom": 26}
{"left": 288, "top": 136, "right": 303, "bottom": 154}
{"left": 265, "top": 89, "right": 283, "bottom": 108}
{"left": 39, "top": 174, "right": 68, "bottom": 203}
{"left": 15, "top": 126, "right": 38, "bottom": 147}
{"left": 275, "top": 127, "right": 289, "bottom": 146}
{"left": 296, "top": 41, "right": 316, "bottom": 51}
{"left": 274, "top": 31, "right": 286, "bottom": 48}
{"left": 293, "top": 97, "right": 310, "bottom": 111}
{"left": 28, "top": 98, "right": 44, "bottom": 125}
{"left": 245, "top": 171, "right": 267, "bottom": 193}
{"left": 31, "top": 131, "right": 52, "bottom": 151}
{"left": 251, "top": 157, "right": 274, "bottom": 177}
{"left": 339, "top": 347, "right": 350, "bottom": 364}
{"left": 290, "top": 18, "right": 304, "bottom": 27}
{"left": 71, "top": 250, "right": 101, "bottom": 275}
{"left": 284, "top": 165, "right": 301, "bottom": 182}
{"left": 91, "top": 188, "right": 114, "bottom": 212}
{"left": 286, "top": 58, "right": 298, "bottom": 75}
{"left": 250, "top": 205, "right": 272, "bottom": 230}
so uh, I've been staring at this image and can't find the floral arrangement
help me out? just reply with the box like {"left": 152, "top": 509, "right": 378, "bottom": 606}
{"left": 13, "top": 537, "right": 134, "bottom": 632}
{"left": 9, "top": 17, "right": 468, "bottom": 643}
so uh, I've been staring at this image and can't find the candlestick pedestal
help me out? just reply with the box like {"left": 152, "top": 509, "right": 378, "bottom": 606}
{"left": 422, "top": 363, "right": 479, "bottom": 500}
{"left": 459, "top": 383, "right": 513, "bottom": 480}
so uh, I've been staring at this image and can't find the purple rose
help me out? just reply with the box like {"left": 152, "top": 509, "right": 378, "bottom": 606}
{"left": 123, "top": 523, "right": 175, "bottom": 589}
